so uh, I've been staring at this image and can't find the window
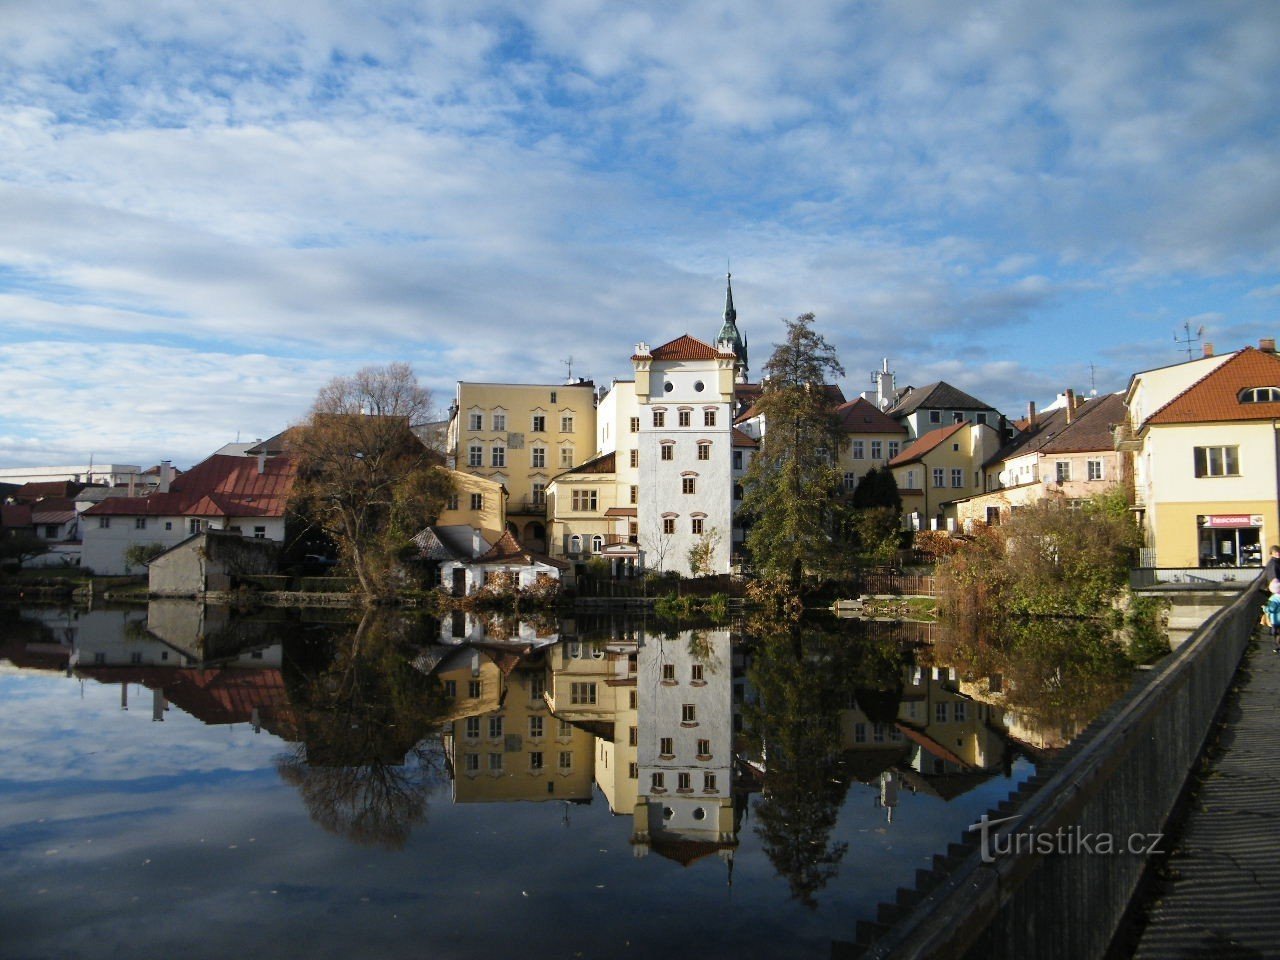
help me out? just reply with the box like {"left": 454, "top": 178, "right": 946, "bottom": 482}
{"left": 930, "top": 410, "right": 941, "bottom": 423}
{"left": 530, "top": 675, "right": 545, "bottom": 699}
{"left": 935, "top": 702, "right": 948, "bottom": 723}
{"left": 976, "top": 413, "right": 987, "bottom": 425}
{"left": 488, "top": 753, "right": 503, "bottom": 771}
{"left": 491, "top": 445, "right": 505, "bottom": 468}
{"left": 651, "top": 772, "right": 665, "bottom": 791}
{"left": 677, "top": 772, "right": 692, "bottom": 792}
{"left": 660, "top": 737, "right": 674, "bottom": 756}
{"left": 529, "top": 716, "right": 543, "bottom": 739}
{"left": 468, "top": 679, "right": 481, "bottom": 698}
{"left": 844, "top": 472, "right": 856, "bottom": 491}
{"left": 558, "top": 719, "right": 573, "bottom": 737}
{"left": 653, "top": 410, "right": 665, "bottom": 428}
{"left": 932, "top": 468, "right": 945, "bottom": 488}
{"left": 871, "top": 440, "right": 882, "bottom": 460}
{"left": 628, "top": 726, "right": 638, "bottom": 746}
{"left": 733, "top": 483, "right": 744, "bottom": 501}
{"left": 696, "top": 738, "right": 710, "bottom": 757}
{"left": 532, "top": 482, "right": 546, "bottom": 505}
{"left": 1055, "top": 461, "right": 1071, "bottom": 483}
{"left": 951, "top": 468, "right": 964, "bottom": 488}
{"left": 571, "top": 489, "right": 598, "bottom": 511}
{"left": 954, "top": 701, "right": 967, "bottom": 722}
{"left": 630, "top": 485, "right": 638, "bottom": 504}
{"left": 733, "top": 450, "right": 743, "bottom": 470}
{"left": 1240, "top": 387, "right": 1280, "bottom": 403}
{"left": 443, "top": 680, "right": 457, "bottom": 698}
{"left": 468, "top": 445, "right": 483, "bottom": 467}
{"left": 570, "top": 682, "right": 597, "bottom": 705}
{"left": 662, "top": 517, "right": 675, "bottom": 535}
{"left": 560, "top": 447, "right": 574, "bottom": 468}
{"left": 470, "top": 493, "right": 484, "bottom": 510}
{"left": 630, "top": 416, "right": 640, "bottom": 432}
{"left": 532, "top": 414, "right": 546, "bottom": 432}
{"left": 530, "top": 751, "right": 544, "bottom": 771}
{"left": 134, "top": 517, "right": 146, "bottom": 529}
{"left": 445, "top": 494, "right": 459, "bottom": 511}
{"left": 986, "top": 506, "right": 1001, "bottom": 525}
{"left": 488, "top": 717, "right": 503, "bottom": 739}
{"left": 469, "top": 412, "right": 483, "bottom": 430}
{"left": 852, "top": 440, "right": 864, "bottom": 460}
{"left": 691, "top": 664, "right": 704, "bottom": 682}
{"left": 189, "top": 519, "right": 202, "bottom": 534}
{"left": 691, "top": 517, "right": 704, "bottom": 534}
{"left": 661, "top": 444, "right": 674, "bottom": 461}
{"left": 463, "top": 753, "right": 479, "bottom": 773}
{"left": 629, "top": 690, "right": 638, "bottom": 709}
{"left": 1088, "top": 459, "right": 1104, "bottom": 481}
{"left": 888, "top": 441, "right": 900, "bottom": 458}
{"left": 682, "top": 477, "right": 696, "bottom": 494}
{"left": 662, "top": 663, "right": 675, "bottom": 681}
{"left": 531, "top": 446, "right": 546, "bottom": 468}
{"left": 560, "top": 415, "right": 574, "bottom": 432}
{"left": 854, "top": 722, "right": 866, "bottom": 743}
{"left": 550, "top": 391, "right": 557, "bottom": 403}
{"left": 629, "top": 762, "right": 638, "bottom": 779}
{"left": 704, "top": 773, "right": 717, "bottom": 792}
{"left": 678, "top": 410, "right": 691, "bottom": 427}
{"left": 697, "top": 442, "right": 710, "bottom": 461}
{"left": 164, "top": 521, "right": 172, "bottom": 530}
{"left": 953, "top": 412, "right": 965, "bottom": 423}
{"left": 493, "top": 413, "right": 506, "bottom": 431}
{"left": 591, "top": 535, "right": 603, "bottom": 553}
{"left": 465, "top": 717, "right": 481, "bottom": 738}
{"left": 681, "top": 703, "right": 697, "bottom": 724}
{"left": 1194, "top": 446, "right": 1239, "bottom": 477}
{"left": 558, "top": 751, "right": 572, "bottom": 770}
{"left": 704, "top": 409, "right": 717, "bottom": 427}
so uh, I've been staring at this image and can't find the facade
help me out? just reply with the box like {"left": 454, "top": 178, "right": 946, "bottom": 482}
{"left": 81, "top": 452, "right": 294, "bottom": 575}
{"left": 885, "top": 381, "right": 1007, "bottom": 441}
{"left": 633, "top": 335, "right": 737, "bottom": 576}
{"left": 833, "top": 397, "right": 909, "bottom": 496}
{"left": 435, "top": 470, "right": 508, "bottom": 542}
{"left": 888, "top": 422, "right": 1003, "bottom": 530}
{"left": 147, "top": 530, "right": 279, "bottom": 597}
{"left": 545, "top": 451, "right": 624, "bottom": 566}
{"left": 1126, "top": 344, "right": 1280, "bottom": 567}
{"left": 445, "top": 380, "right": 598, "bottom": 552}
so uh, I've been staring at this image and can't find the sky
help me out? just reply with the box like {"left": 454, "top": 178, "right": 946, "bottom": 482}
{"left": 2, "top": 0, "right": 1279, "bottom": 468}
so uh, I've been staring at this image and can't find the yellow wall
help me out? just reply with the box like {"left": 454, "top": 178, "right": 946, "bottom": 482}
{"left": 436, "top": 470, "right": 506, "bottom": 540}
{"left": 546, "top": 471, "right": 621, "bottom": 560}
{"left": 836, "top": 433, "right": 905, "bottom": 492}
{"left": 892, "top": 425, "right": 1000, "bottom": 524}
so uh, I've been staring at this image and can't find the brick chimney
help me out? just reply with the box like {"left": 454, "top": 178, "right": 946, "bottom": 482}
{"left": 1203, "top": 342, "right": 1215, "bottom": 357}
{"left": 159, "top": 460, "right": 172, "bottom": 494}
{"left": 1065, "top": 389, "right": 1077, "bottom": 424}
{"left": 1026, "top": 400, "right": 1037, "bottom": 427}
{"left": 1260, "top": 338, "right": 1276, "bottom": 354}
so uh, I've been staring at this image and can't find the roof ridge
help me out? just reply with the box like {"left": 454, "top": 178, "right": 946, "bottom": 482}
{"left": 1144, "top": 347, "right": 1278, "bottom": 426}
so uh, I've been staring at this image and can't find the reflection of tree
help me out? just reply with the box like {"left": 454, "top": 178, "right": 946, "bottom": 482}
{"left": 277, "top": 611, "right": 448, "bottom": 849}
{"left": 744, "top": 615, "right": 905, "bottom": 907}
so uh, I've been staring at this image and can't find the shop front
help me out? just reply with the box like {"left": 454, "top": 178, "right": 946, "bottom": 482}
{"left": 1197, "top": 514, "right": 1264, "bottom": 567}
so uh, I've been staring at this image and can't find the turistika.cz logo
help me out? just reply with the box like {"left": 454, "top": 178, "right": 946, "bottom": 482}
{"left": 967, "top": 814, "right": 1164, "bottom": 864}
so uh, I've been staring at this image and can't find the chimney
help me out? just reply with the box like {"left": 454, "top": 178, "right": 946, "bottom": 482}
{"left": 152, "top": 688, "right": 166, "bottom": 722}
{"left": 1260, "top": 338, "right": 1276, "bottom": 354}
{"left": 159, "top": 460, "right": 172, "bottom": 494}
{"left": 257, "top": 450, "right": 266, "bottom": 475}
{"left": 1203, "top": 342, "right": 1215, "bottom": 357}
{"left": 1027, "top": 400, "right": 1037, "bottom": 427}
{"left": 1065, "top": 389, "right": 1077, "bottom": 424}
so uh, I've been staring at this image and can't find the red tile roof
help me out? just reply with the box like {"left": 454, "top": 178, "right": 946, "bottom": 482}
{"left": 835, "top": 397, "right": 908, "bottom": 435}
{"left": 604, "top": 507, "right": 638, "bottom": 517}
{"left": 76, "top": 665, "right": 293, "bottom": 730}
{"left": 84, "top": 454, "right": 295, "bottom": 519}
{"left": 476, "top": 530, "right": 569, "bottom": 570}
{"left": 731, "top": 427, "right": 759, "bottom": 448}
{"left": 11, "top": 480, "right": 87, "bottom": 501}
{"left": 888, "top": 422, "right": 968, "bottom": 467}
{"left": 634, "top": 334, "right": 734, "bottom": 362}
{"left": 1146, "top": 347, "right": 1280, "bottom": 425}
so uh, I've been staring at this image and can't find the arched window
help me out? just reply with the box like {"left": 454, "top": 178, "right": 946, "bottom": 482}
{"left": 569, "top": 534, "right": 581, "bottom": 553}
{"left": 591, "top": 535, "right": 604, "bottom": 553}
{"left": 1240, "top": 386, "right": 1280, "bottom": 403}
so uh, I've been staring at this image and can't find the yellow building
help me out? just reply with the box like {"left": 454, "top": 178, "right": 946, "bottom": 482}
{"left": 434, "top": 470, "right": 507, "bottom": 541}
{"left": 888, "top": 421, "right": 1003, "bottom": 530}
{"left": 446, "top": 380, "right": 598, "bottom": 551}
{"left": 544, "top": 451, "right": 626, "bottom": 567}
{"left": 833, "top": 397, "right": 908, "bottom": 496}
{"left": 1126, "top": 344, "right": 1280, "bottom": 568}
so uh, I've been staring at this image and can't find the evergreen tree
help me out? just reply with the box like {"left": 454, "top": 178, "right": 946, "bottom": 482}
{"left": 740, "top": 314, "right": 846, "bottom": 589}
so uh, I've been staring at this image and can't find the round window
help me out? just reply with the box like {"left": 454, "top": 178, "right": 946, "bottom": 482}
{"left": 693, "top": 380, "right": 705, "bottom": 392}
{"left": 692, "top": 807, "right": 706, "bottom": 821}
{"left": 664, "top": 381, "right": 674, "bottom": 393}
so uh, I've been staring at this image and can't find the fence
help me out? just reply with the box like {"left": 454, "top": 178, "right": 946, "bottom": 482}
{"left": 853, "top": 570, "right": 937, "bottom": 596}
{"left": 856, "top": 574, "right": 1259, "bottom": 959}
{"left": 1129, "top": 565, "right": 1260, "bottom": 587}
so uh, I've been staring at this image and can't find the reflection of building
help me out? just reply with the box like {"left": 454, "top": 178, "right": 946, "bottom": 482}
{"left": 437, "top": 646, "right": 594, "bottom": 803}
{"left": 632, "top": 629, "right": 737, "bottom": 868}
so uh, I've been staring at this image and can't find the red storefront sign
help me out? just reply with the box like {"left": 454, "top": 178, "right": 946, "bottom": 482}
{"left": 1202, "top": 514, "right": 1264, "bottom": 528}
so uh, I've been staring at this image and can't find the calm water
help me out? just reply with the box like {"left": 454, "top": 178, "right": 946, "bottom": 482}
{"left": 0, "top": 604, "right": 1138, "bottom": 960}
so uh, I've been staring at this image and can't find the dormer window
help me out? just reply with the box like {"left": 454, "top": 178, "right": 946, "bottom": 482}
{"left": 1239, "top": 387, "right": 1280, "bottom": 403}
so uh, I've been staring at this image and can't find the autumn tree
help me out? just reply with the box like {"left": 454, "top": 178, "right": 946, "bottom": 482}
{"left": 288, "top": 363, "right": 453, "bottom": 600}
{"left": 740, "top": 314, "right": 846, "bottom": 589}
{"left": 0, "top": 531, "right": 50, "bottom": 570}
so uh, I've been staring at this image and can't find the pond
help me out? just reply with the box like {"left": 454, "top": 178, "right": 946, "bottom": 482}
{"left": 0, "top": 603, "right": 1144, "bottom": 959}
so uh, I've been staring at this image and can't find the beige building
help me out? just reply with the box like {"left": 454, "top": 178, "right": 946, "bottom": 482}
{"left": 889, "top": 421, "right": 1003, "bottom": 530}
{"left": 446, "top": 380, "right": 598, "bottom": 551}
{"left": 434, "top": 470, "right": 508, "bottom": 541}
{"left": 1125, "top": 343, "right": 1280, "bottom": 568}
{"left": 833, "top": 397, "right": 909, "bottom": 496}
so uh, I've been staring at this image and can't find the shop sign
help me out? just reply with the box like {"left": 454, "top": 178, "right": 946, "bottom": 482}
{"left": 1203, "top": 514, "right": 1264, "bottom": 528}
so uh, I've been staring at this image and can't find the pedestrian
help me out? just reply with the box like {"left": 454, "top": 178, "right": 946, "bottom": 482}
{"left": 1267, "top": 579, "right": 1280, "bottom": 654}
{"left": 1265, "top": 545, "right": 1280, "bottom": 584}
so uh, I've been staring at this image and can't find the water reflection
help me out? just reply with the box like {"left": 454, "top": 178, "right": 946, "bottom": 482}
{"left": 0, "top": 601, "right": 1157, "bottom": 958}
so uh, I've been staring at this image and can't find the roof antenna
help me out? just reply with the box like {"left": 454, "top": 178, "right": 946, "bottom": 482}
{"left": 1174, "top": 322, "right": 1204, "bottom": 361}
{"left": 1089, "top": 363, "right": 1098, "bottom": 397}
{"left": 562, "top": 356, "right": 574, "bottom": 383}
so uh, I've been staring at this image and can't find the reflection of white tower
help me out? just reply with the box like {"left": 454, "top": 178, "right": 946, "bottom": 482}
{"left": 631, "top": 629, "right": 737, "bottom": 867}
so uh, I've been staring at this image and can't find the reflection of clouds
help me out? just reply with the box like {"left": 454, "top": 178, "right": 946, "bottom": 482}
{"left": 0, "top": 673, "right": 288, "bottom": 785}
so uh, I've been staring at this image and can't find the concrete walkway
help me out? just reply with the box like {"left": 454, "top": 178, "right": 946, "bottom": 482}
{"left": 1133, "top": 630, "right": 1280, "bottom": 959}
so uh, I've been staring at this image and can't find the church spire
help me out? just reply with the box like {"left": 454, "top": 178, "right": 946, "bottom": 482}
{"left": 717, "top": 272, "right": 748, "bottom": 382}
{"left": 723, "top": 271, "right": 736, "bottom": 324}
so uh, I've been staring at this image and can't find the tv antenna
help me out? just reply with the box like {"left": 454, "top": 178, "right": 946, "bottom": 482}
{"left": 1175, "top": 322, "right": 1204, "bottom": 361}
{"left": 562, "top": 356, "right": 575, "bottom": 382}
{"left": 1089, "top": 362, "right": 1098, "bottom": 397}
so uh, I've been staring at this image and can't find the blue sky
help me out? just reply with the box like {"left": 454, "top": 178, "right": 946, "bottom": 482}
{"left": 2, "top": 0, "right": 1278, "bottom": 467}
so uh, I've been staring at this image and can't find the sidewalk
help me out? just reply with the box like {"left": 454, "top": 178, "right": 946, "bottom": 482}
{"left": 1132, "top": 631, "right": 1280, "bottom": 958}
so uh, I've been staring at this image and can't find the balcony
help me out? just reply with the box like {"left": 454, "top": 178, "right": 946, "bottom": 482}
{"left": 1113, "top": 422, "right": 1142, "bottom": 452}
{"left": 510, "top": 498, "right": 549, "bottom": 515}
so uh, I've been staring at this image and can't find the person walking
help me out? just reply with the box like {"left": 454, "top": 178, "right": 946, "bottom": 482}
{"left": 1265, "top": 545, "right": 1280, "bottom": 584}
{"left": 1267, "top": 579, "right": 1280, "bottom": 654}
